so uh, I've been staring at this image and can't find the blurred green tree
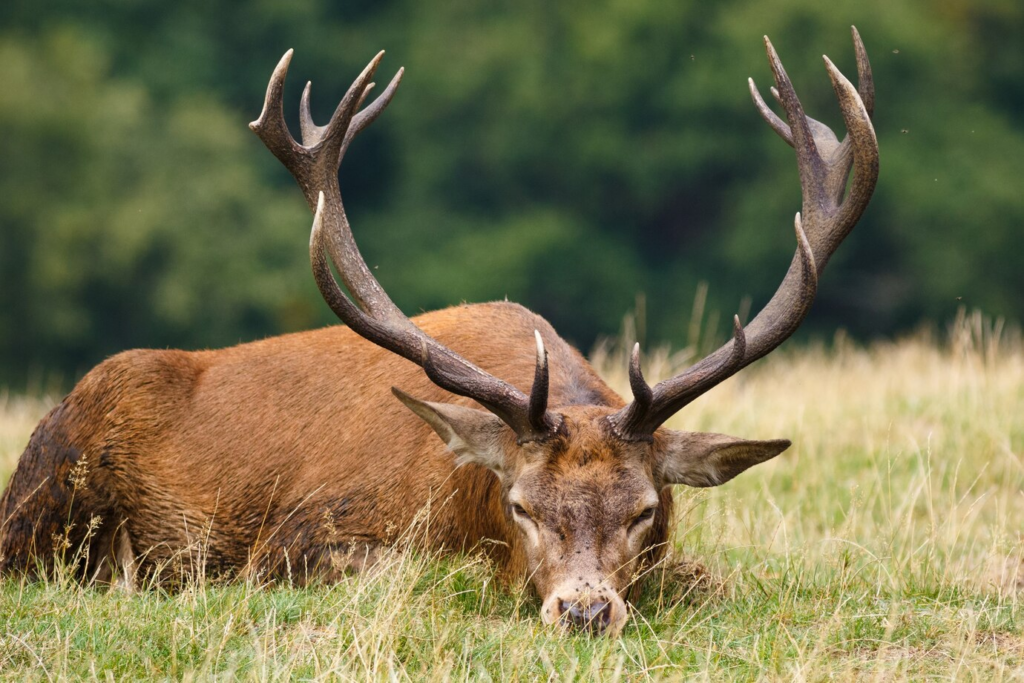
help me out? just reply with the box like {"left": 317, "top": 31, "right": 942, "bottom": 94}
{"left": 0, "top": 0, "right": 1021, "bottom": 386}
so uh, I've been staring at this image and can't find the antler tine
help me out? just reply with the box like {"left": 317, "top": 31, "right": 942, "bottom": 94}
{"left": 851, "top": 26, "right": 874, "bottom": 117}
{"left": 299, "top": 82, "right": 326, "bottom": 147}
{"left": 344, "top": 68, "right": 404, "bottom": 154}
{"left": 527, "top": 331, "right": 552, "bottom": 433}
{"left": 609, "top": 31, "right": 876, "bottom": 440}
{"left": 608, "top": 343, "right": 653, "bottom": 441}
{"left": 627, "top": 344, "right": 653, "bottom": 414}
{"left": 749, "top": 77, "right": 793, "bottom": 146}
{"left": 824, "top": 54, "right": 879, "bottom": 240}
{"left": 249, "top": 50, "right": 304, "bottom": 167}
{"left": 764, "top": 37, "right": 828, "bottom": 207}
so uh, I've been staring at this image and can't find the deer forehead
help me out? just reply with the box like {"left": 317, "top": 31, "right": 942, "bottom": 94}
{"left": 510, "top": 457, "right": 657, "bottom": 517}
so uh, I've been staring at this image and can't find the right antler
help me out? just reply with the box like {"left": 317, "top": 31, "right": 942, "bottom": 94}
{"left": 608, "top": 26, "right": 879, "bottom": 441}
{"left": 250, "top": 50, "right": 560, "bottom": 443}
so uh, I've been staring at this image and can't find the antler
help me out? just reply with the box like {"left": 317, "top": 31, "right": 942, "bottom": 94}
{"left": 250, "top": 50, "right": 560, "bottom": 443}
{"left": 609, "top": 26, "right": 879, "bottom": 441}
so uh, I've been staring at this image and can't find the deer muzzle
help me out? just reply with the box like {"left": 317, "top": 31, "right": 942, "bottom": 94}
{"left": 541, "top": 581, "right": 628, "bottom": 636}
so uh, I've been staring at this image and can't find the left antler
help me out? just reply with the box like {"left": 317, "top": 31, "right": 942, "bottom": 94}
{"left": 609, "top": 26, "right": 879, "bottom": 441}
{"left": 250, "top": 50, "right": 560, "bottom": 444}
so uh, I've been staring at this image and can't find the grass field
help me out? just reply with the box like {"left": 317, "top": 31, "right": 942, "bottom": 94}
{"left": 1, "top": 310, "right": 1023, "bottom": 680}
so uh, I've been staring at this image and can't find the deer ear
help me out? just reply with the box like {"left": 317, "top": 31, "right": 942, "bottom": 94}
{"left": 657, "top": 430, "right": 790, "bottom": 487}
{"left": 392, "top": 388, "right": 508, "bottom": 473}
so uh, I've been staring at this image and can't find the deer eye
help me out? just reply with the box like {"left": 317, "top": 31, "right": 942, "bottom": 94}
{"left": 511, "top": 503, "right": 533, "bottom": 522}
{"left": 631, "top": 507, "right": 657, "bottom": 529}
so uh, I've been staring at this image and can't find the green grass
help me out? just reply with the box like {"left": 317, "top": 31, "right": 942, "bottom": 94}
{"left": 2, "top": 311, "right": 1023, "bottom": 680}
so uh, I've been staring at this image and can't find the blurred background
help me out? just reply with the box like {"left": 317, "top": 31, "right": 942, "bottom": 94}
{"left": 0, "top": 0, "right": 1021, "bottom": 389}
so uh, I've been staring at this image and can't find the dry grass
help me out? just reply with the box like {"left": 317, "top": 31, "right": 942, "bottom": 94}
{"left": 1, "top": 309, "right": 1023, "bottom": 680}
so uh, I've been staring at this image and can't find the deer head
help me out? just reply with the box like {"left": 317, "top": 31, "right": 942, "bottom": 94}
{"left": 251, "top": 27, "right": 878, "bottom": 636}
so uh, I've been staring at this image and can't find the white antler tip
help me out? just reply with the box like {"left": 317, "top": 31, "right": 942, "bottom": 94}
{"left": 309, "top": 193, "right": 327, "bottom": 251}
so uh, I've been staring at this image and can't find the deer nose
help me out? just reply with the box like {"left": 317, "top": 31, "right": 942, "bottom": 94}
{"left": 559, "top": 600, "right": 613, "bottom": 632}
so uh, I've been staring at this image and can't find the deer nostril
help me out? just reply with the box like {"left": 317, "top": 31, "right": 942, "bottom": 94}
{"left": 591, "top": 601, "right": 612, "bottom": 628}
{"left": 559, "top": 600, "right": 613, "bottom": 633}
{"left": 559, "top": 600, "right": 581, "bottom": 622}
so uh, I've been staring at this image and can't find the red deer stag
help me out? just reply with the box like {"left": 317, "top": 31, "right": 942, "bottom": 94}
{"left": 0, "top": 28, "right": 877, "bottom": 635}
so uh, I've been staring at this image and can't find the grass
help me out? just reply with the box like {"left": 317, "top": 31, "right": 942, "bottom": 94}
{"left": 1, "top": 309, "right": 1023, "bottom": 680}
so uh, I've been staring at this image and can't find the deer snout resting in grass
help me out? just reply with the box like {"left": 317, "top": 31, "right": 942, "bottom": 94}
{"left": 0, "top": 28, "right": 877, "bottom": 637}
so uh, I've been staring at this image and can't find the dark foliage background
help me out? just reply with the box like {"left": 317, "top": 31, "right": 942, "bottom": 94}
{"left": 1, "top": 0, "right": 1021, "bottom": 387}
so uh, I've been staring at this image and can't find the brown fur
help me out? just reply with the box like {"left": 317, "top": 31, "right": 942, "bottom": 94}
{"left": 0, "top": 302, "right": 666, "bottom": 587}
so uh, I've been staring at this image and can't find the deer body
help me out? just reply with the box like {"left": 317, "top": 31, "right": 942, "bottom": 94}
{"left": 1, "top": 303, "right": 661, "bottom": 583}
{"left": 1, "top": 29, "right": 878, "bottom": 635}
